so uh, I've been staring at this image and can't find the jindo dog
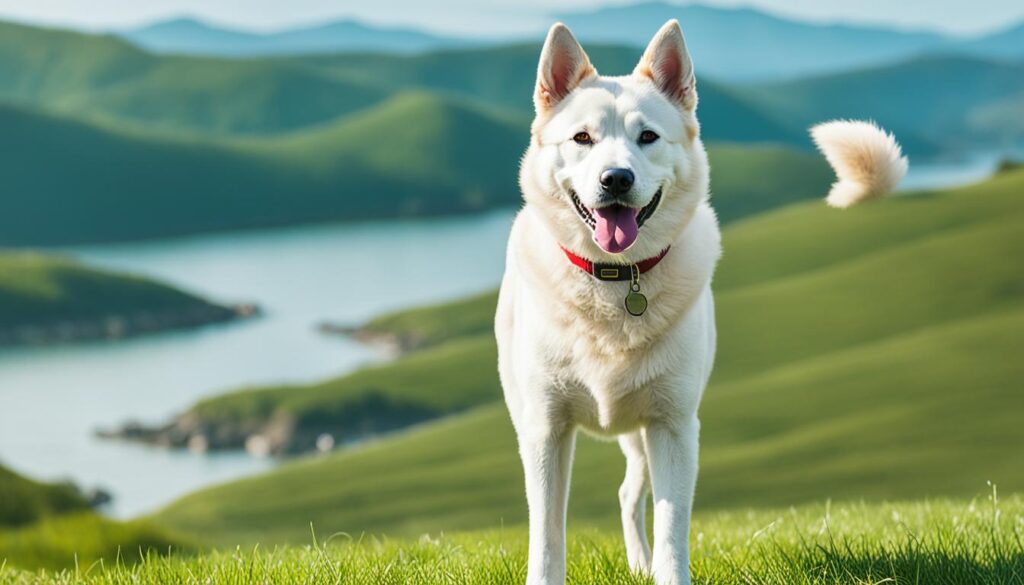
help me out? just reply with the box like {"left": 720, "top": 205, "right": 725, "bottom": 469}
{"left": 495, "top": 19, "right": 907, "bottom": 585}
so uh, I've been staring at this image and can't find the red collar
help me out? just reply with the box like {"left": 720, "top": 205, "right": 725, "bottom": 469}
{"left": 560, "top": 246, "right": 670, "bottom": 281}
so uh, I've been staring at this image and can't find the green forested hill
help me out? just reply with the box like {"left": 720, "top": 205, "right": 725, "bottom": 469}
{"left": 0, "top": 94, "right": 524, "bottom": 245}
{"left": 0, "top": 21, "right": 794, "bottom": 144}
{"left": 0, "top": 21, "right": 389, "bottom": 136}
{"left": 294, "top": 45, "right": 800, "bottom": 144}
{"left": 0, "top": 96, "right": 831, "bottom": 246}
{"left": 157, "top": 169, "right": 1024, "bottom": 545}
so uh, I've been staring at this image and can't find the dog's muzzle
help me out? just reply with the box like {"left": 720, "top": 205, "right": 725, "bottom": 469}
{"left": 569, "top": 188, "right": 662, "bottom": 230}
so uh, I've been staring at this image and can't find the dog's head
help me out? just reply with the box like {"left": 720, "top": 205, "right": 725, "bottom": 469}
{"left": 520, "top": 20, "right": 709, "bottom": 261}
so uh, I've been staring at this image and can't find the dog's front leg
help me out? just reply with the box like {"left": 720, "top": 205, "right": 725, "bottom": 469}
{"left": 644, "top": 418, "right": 699, "bottom": 585}
{"left": 518, "top": 423, "right": 576, "bottom": 585}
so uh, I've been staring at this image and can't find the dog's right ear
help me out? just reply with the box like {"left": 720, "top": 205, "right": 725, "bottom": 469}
{"left": 534, "top": 23, "right": 596, "bottom": 114}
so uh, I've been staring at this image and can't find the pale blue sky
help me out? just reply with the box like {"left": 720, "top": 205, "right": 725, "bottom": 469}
{"left": 2, "top": 0, "right": 1022, "bottom": 37}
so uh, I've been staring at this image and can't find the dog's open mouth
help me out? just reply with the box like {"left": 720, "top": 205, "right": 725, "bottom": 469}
{"left": 570, "top": 188, "right": 662, "bottom": 254}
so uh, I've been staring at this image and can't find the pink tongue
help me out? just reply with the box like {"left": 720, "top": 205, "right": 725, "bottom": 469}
{"left": 592, "top": 206, "right": 640, "bottom": 254}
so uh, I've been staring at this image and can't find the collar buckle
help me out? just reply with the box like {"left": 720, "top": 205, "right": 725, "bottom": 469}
{"left": 593, "top": 264, "right": 631, "bottom": 281}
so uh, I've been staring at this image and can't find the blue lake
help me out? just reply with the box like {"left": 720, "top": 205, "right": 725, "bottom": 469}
{"left": 0, "top": 153, "right": 1010, "bottom": 518}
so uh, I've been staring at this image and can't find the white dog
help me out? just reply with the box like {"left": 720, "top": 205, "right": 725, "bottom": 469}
{"left": 495, "top": 20, "right": 907, "bottom": 585}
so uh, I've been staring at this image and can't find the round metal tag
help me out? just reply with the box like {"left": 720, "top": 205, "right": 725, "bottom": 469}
{"left": 624, "top": 291, "right": 648, "bottom": 316}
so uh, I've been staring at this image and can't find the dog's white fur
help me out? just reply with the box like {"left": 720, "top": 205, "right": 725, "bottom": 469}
{"left": 496, "top": 21, "right": 904, "bottom": 585}
{"left": 812, "top": 120, "right": 908, "bottom": 208}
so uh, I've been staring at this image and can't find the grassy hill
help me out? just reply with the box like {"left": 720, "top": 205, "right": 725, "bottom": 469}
{"left": 0, "top": 463, "right": 185, "bottom": 571}
{"left": 295, "top": 44, "right": 800, "bottom": 144}
{"left": 0, "top": 251, "right": 243, "bottom": 345}
{"left": 0, "top": 20, "right": 795, "bottom": 145}
{"left": 0, "top": 96, "right": 830, "bottom": 246}
{"left": 748, "top": 55, "right": 1024, "bottom": 149}
{"left": 0, "top": 94, "right": 524, "bottom": 245}
{"left": 154, "top": 168, "right": 1024, "bottom": 545}
{"left": 0, "top": 463, "right": 88, "bottom": 527}
{"left": 0, "top": 21, "right": 389, "bottom": 136}
{"left": 7, "top": 496, "right": 1023, "bottom": 583}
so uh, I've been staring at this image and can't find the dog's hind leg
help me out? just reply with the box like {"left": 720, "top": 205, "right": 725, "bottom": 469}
{"left": 518, "top": 423, "right": 576, "bottom": 585}
{"left": 619, "top": 431, "right": 652, "bottom": 573}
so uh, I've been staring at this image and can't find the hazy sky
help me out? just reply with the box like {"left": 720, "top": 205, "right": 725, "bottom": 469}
{"left": 2, "top": 0, "right": 1022, "bottom": 37}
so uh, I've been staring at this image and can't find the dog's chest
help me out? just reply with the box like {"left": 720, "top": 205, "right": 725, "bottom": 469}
{"left": 547, "top": 292, "right": 681, "bottom": 434}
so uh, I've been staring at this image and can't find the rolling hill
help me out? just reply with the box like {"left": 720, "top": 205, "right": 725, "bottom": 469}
{"left": 156, "top": 168, "right": 1024, "bottom": 545}
{"left": 0, "top": 463, "right": 185, "bottom": 571}
{"left": 295, "top": 44, "right": 800, "bottom": 144}
{"left": 0, "top": 251, "right": 246, "bottom": 345}
{"left": 0, "top": 21, "right": 390, "bottom": 136}
{"left": 0, "top": 94, "right": 832, "bottom": 246}
{"left": 0, "top": 93, "right": 524, "bottom": 245}
{"left": 0, "top": 463, "right": 88, "bottom": 527}
{"left": 0, "top": 21, "right": 797, "bottom": 144}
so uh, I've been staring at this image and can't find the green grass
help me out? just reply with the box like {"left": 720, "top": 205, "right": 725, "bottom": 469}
{"left": 155, "top": 169, "right": 1024, "bottom": 545}
{"left": 0, "top": 464, "right": 88, "bottom": 528}
{"left": 0, "top": 251, "right": 232, "bottom": 336}
{"left": 0, "top": 465, "right": 185, "bottom": 572}
{"left": 7, "top": 496, "right": 1024, "bottom": 583}
{"left": 0, "top": 514, "right": 186, "bottom": 572}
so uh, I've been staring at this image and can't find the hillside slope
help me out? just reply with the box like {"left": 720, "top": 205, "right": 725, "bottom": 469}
{"left": 156, "top": 169, "right": 1024, "bottom": 544}
{"left": 0, "top": 94, "right": 524, "bottom": 245}
{"left": 0, "top": 464, "right": 185, "bottom": 571}
{"left": 0, "top": 463, "right": 88, "bottom": 527}
{"left": 0, "top": 21, "right": 389, "bottom": 136}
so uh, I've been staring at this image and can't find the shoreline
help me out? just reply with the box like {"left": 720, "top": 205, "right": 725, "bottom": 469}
{"left": 0, "top": 303, "right": 260, "bottom": 348}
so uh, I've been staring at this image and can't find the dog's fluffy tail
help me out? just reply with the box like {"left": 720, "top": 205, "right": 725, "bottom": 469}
{"left": 810, "top": 120, "right": 908, "bottom": 208}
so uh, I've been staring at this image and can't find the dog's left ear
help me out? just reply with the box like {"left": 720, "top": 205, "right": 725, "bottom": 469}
{"left": 534, "top": 23, "right": 596, "bottom": 113}
{"left": 634, "top": 20, "right": 697, "bottom": 111}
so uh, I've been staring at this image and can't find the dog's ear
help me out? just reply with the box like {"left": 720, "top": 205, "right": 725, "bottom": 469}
{"left": 634, "top": 20, "right": 697, "bottom": 111}
{"left": 534, "top": 23, "right": 596, "bottom": 114}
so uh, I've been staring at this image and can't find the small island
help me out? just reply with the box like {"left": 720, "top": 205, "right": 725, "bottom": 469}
{"left": 0, "top": 251, "right": 257, "bottom": 347}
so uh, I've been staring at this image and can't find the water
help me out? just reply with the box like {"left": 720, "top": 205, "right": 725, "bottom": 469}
{"left": 0, "top": 210, "right": 515, "bottom": 517}
{"left": 899, "top": 150, "right": 1017, "bottom": 191}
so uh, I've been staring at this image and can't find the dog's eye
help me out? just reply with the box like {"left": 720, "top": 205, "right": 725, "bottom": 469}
{"left": 639, "top": 130, "right": 660, "bottom": 145}
{"left": 572, "top": 132, "right": 593, "bottom": 145}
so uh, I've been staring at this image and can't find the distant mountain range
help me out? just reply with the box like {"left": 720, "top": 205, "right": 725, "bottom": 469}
{"left": 120, "top": 3, "right": 1024, "bottom": 81}
{"left": 120, "top": 17, "right": 475, "bottom": 56}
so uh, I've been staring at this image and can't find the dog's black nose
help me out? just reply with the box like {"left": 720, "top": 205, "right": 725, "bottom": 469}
{"left": 600, "top": 168, "right": 635, "bottom": 196}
